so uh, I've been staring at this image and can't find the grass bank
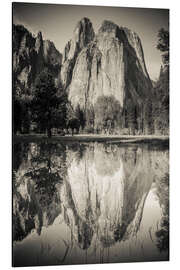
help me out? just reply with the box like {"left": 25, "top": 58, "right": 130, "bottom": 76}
{"left": 13, "top": 134, "right": 169, "bottom": 147}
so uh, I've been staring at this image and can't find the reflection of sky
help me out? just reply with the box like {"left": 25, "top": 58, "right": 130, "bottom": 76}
{"left": 142, "top": 185, "right": 163, "bottom": 230}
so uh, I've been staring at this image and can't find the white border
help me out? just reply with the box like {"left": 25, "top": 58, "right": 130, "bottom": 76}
{"left": 1, "top": 0, "right": 180, "bottom": 269}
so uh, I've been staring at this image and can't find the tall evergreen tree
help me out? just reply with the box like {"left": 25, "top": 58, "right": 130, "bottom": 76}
{"left": 75, "top": 104, "right": 86, "bottom": 131}
{"left": 152, "top": 28, "right": 169, "bottom": 135}
{"left": 157, "top": 28, "right": 169, "bottom": 66}
{"left": 31, "top": 69, "right": 66, "bottom": 137}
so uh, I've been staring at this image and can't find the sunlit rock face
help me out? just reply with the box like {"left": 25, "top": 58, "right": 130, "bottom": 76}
{"left": 13, "top": 25, "right": 62, "bottom": 96}
{"left": 67, "top": 20, "right": 152, "bottom": 110}
{"left": 61, "top": 17, "right": 95, "bottom": 89}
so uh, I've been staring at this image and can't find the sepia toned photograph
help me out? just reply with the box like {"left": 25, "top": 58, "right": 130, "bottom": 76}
{"left": 12, "top": 2, "right": 169, "bottom": 267}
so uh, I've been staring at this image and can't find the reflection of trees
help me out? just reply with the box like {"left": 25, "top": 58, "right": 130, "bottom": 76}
{"left": 149, "top": 148, "right": 169, "bottom": 256}
{"left": 155, "top": 172, "right": 169, "bottom": 255}
{"left": 66, "top": 142, "right": 86, "bottom": 165}
{"left": 94, "top": 144, "right": 121, "bottom": 176}
{"left": 13, "top": 143, "right": 29, "bottom": 171}
{"left": 13, "top": 142, "right": 67, "bottom": 241}
{"left": 25, "top": 168, "right": 60, "bottom": 208}
{"left": 156, "top": 217, "right": 169, "bottom": 254}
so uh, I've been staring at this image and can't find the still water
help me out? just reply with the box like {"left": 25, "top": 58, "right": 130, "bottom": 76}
{"left": 13, "top": 141, "right": 169, "bottom": 266}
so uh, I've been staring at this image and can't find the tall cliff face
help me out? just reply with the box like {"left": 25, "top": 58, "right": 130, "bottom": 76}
{"left": 61, "top": 17, "right": 95, "bottom": 89}
{"left": 66, "top": 20, "right": 152, "bottom": 111}
{"left": 13, "top": 25, "right": 62, "bottom": 97}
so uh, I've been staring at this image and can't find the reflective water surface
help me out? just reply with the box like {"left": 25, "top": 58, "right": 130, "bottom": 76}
{"left": 13, "top": 141, "right": 169, "bottom": 266}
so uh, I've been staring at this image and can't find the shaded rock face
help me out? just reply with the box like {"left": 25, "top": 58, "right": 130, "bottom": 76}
{"left": 13, "top": 25, "right": 62, "bottom": 96}
{"left": 67, "top": 20, "right": 152, "bottom": 111}
{"left": 61, "top": 17, "right": 95, "bottom": 89}
{"left": 35, "top": 31, "right": 44, "bottom": 75}
{"left": 43, "top": 40, "right": 62, "bottom": 69}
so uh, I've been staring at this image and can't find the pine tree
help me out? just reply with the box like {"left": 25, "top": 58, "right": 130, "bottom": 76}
{"left": 75, "top": 104, "right": 86, "bottom": 131}
{"left": 157, "top": 28, "right": 169, "bottom": 66}
{"left": 31, "top": 69, "right": 66, "bottom": 137}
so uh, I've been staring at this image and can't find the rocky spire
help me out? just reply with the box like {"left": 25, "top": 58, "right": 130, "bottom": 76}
{"left": 61, "top": 17, "right": 95, "bottom": 89}
{"left": 35, "top": 31, "right": 43, "bottom": 53}
{"left": 35, "top": 31, "right": 44, "bottom": 74}
{"left": 73, "top": 17, "right": 95, "bottom": 49}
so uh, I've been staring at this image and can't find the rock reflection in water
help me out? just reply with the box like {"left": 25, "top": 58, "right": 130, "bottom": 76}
{"left": 13, "top": 141, "right": 169, "bottom": 266}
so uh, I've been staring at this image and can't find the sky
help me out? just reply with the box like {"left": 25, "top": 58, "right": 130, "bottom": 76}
{"left": 13, "top": 3, "right": 169, "bottom": 81}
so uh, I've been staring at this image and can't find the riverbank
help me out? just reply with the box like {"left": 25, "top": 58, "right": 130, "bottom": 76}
{"left": 13, "top": 134, "right": 169, "bottom": 146}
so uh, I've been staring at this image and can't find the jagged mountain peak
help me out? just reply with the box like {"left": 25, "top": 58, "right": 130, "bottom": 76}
{"left": 73, "top": 17, "right": 95, "bottom": 46}
{"left": 61, "top": 17, "right": 95, "bottom": 89}
{"left": 13, "top": 24, "right": 62, "bottom": 96}
{"left": 36, "top": 31, "right": 43, "bottom": 40}
{"left": 99, "top": 20, "right": 118, "bottom": 33}
{"left": 35, "top": 31, "right": 43, "bottom": 53}
{"left": 75, "top": 17, "right": 93, "bottom": 28}
{"left": 13, "top": 24, "right": 35, "bottom": 53}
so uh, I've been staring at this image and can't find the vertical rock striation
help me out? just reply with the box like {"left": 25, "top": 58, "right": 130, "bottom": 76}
{"left": 13, "top": 24, "right": 62, "bottom": 97}
{"left": 66, "top": 20, "right": 152, "bottom": 112}
{"left": 60, "top": 17, "right": 95, "bottom": 89}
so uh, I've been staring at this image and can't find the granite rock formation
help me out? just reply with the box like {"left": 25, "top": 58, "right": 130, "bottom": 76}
{"left": 13, "top": 18, "right": 155, "bottom": 133}
{"left": 13, "top": 24, "right": 62, "bottom": 97}
{"left": 60, "top": 17, "right": 95, "bottom": 89}
{"left": 66, "top": 20, "right": 152, "bottom": 111}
